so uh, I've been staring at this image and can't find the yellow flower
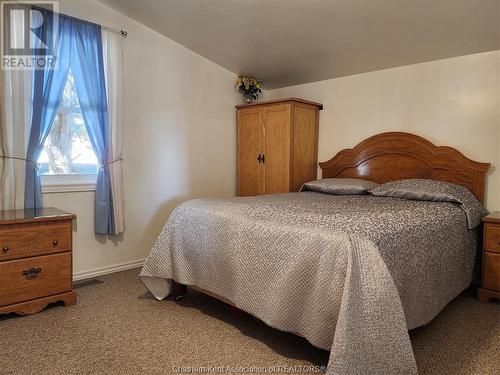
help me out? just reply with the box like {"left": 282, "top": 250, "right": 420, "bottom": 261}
{"left": 236, "top": 75, "right": 263, "bottom": 93}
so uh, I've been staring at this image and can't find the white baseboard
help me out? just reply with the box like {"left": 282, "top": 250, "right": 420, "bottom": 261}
{"left": 73, "top": 258, "right": 146, "bottom": 281}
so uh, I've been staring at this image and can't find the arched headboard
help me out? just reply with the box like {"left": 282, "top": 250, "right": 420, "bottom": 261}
{"left": 319, "top": 132, "right": 491, "bottom": 203}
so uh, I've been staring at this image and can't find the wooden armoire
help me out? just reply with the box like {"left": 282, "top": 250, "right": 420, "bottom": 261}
{"left": 236, "top": 98, "right": 323, "bottom": 196}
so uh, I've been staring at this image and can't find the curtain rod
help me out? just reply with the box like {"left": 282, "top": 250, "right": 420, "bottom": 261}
{"left": 102, "top": 26, "right": 128, "bottom": 38}
{"left": 27, "top": 4, "right": 128, "bottom": 37}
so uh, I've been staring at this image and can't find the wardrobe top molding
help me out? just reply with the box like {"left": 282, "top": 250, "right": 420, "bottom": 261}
{"left": 235, "top": 98, "right": 323, "bottom": 110}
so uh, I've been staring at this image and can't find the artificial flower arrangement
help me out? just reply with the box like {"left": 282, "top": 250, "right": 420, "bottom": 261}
{"left": 236, "top": 75, "right": 263, "bottom": 103}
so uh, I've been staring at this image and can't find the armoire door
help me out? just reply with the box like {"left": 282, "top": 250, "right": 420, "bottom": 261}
{"left": 237, "top": 108, "right": 263, "bottom": 196}
{"left": 261, "top": 104, "right": 291, "bottom": 194}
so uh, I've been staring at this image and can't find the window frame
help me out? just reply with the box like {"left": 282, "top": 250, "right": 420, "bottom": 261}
{"left": 39, "top": 71, "right": 99, "bottom": 193}
{"left": 41, "top": 173, "right": 97, "bottom": 193}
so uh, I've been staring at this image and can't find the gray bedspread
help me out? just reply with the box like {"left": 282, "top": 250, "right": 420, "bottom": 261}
{"left": 140, "top": 192, "right": 480, "bottom": 374}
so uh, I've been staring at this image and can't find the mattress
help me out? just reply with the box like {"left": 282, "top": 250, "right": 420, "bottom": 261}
{"left": 140, "top": 192, "right": 480, "bottom": 374}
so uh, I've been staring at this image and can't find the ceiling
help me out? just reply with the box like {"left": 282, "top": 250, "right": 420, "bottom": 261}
{"left": 99, "top": 0, "right": 500, "bottom": 89}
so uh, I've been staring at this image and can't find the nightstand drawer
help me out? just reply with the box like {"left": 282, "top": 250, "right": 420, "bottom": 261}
{"left": 483, "top": 252, "right": 500, "bottom": 291}
{"left": 484, "top": 224, "right": 500, "bottom": 253}
{"left": 0, "top": 252, "right": 72, "bottom": 307}
{"left": 0, "top": 221, "right": 72, "bottom": 261}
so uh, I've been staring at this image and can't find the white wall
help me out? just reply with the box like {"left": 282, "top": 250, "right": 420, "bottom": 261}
{"left": 267, "top": 51, "right": 500, "bottom": 211}
{"left": 44, "top": 0, "right": 241, "bottom": 279}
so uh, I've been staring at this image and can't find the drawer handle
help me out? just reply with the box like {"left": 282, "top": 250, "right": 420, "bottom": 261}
{"left": 2, "top": 246, "right": 8, "bottom": 253}
{"left": 22, "top": 267, "right": 42, "bottom": 279}
{"left": 52, "top": 240, "right": 58, "bottom": 246}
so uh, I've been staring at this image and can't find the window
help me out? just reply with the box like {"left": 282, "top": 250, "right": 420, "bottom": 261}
{"left": 38, "top": 70, "right": 98, "bottom": 192}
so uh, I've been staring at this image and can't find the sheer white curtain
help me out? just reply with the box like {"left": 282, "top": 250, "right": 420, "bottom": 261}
{"left": 102, "top": 28, "right": 125, "bottom": 234}
{"left": 0, "top": 15, "right": 33, "bottom": 211}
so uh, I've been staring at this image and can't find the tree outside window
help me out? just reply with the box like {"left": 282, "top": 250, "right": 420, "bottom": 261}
{"left": 38, "top": 70, "right": 99, "bottom": 175}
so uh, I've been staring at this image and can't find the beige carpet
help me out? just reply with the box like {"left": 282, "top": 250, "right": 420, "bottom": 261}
{"left": 0, "top": 269, "right": 498, "bottom": 375}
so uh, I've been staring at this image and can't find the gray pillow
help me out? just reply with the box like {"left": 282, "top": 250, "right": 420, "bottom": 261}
{"left": 369, "top": 179, "right": 487, "bottom": 229}
{"left": 300, "top": 178, "right": 379, "bottom": 195}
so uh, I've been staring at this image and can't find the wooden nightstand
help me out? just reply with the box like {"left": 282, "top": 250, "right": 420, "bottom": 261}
{"left": 0, "top": 208, "right": 76, "bottom": 315}
{"left": 478, "top": 212, "right": 500, "bottom": 303}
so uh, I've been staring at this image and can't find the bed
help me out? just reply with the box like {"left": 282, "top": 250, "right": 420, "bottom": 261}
{"left": 139, "top": 132, "right": 490, "bottom": 374}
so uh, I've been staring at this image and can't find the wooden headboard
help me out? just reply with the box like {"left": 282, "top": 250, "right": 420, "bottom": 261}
{"left": 319, "top": 132, "right": 491, "bottom": 203}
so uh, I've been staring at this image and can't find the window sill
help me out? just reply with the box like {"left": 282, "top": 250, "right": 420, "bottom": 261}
{"left": 41, "top": 174, "right": 97, "bottom": 194}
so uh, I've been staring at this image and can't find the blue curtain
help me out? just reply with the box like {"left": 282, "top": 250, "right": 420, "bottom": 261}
{"left": 71, "top": 21, "right": 114, "bottom": 234}
{"left": 25, "top": 10, "right": 71, "bottom": 209}
{"left": 27, "top": 9, "right": 114, "bottom": 234}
